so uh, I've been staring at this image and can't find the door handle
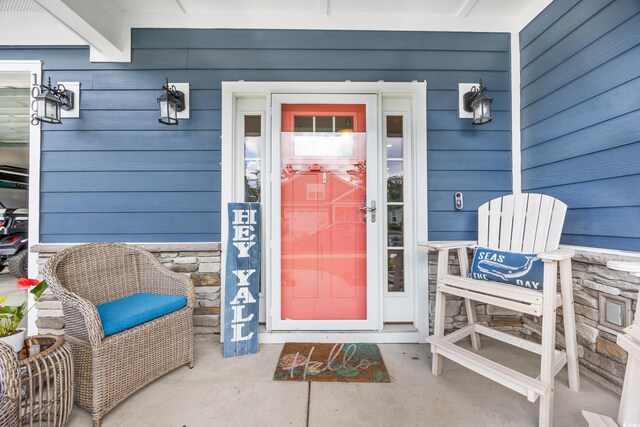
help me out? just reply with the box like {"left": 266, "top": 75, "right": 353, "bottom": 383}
{"left": 359, "top": 200, "right": 376, "bottom": 223}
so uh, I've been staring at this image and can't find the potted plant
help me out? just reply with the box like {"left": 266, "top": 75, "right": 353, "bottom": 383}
{"left": 0, "top": 278, "right": 48, "bottom": 352}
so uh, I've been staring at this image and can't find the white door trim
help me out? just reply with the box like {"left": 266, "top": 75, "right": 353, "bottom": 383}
{"left": 221, "top": 81, "right": 428, "bottom": 342}
{"left": 0, "top": 60, "right": 42, "bottom": 335}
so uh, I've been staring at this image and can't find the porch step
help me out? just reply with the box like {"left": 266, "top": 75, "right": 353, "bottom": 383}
{"left": 427, "top": 336, "right": 548, "bottom": 401}
{"left": 257, "top": 324, "right": 421, "bottom": 343}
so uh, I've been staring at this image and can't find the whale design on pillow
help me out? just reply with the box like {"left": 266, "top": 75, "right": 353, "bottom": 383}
{"left": 477, "top": 254, "right": 539, "bottom": 281}
{"left": 469, "top": 247, "right": 544, "bottom": 290}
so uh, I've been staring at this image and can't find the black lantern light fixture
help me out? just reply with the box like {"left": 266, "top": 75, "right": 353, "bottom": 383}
{"left": 157, "top": 78, "right": 186, "bottom": 125}
{"left": 462, "top": 79, "right": 493, "bottom": 125}
{"left": 30, "top": 77, "right": 74, "bottom": 125}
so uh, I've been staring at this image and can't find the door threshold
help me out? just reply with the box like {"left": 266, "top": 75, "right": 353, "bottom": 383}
{"left": 258, "top": 324, "right": 421, "bottom": 344}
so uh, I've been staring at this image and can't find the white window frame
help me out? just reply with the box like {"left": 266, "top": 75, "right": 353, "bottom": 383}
{"left": 0, "top": 60, "right": 42, "bottom": 334}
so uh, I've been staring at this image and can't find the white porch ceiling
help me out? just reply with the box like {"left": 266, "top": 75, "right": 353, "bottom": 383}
{"left": 0, "top": 0, "right": 552, "bottom": 61}
{"left": 112, "top": 0, "right": 536, "bottom": 18}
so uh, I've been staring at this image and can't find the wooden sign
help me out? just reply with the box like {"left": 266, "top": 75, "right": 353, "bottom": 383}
{"left": 223, "top": 203, "right": 260, "bottom": 358}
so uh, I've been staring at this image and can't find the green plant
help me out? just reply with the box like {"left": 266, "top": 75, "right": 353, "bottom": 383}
{"left": 0, "top": 278, "right": 48, "bottom": 337}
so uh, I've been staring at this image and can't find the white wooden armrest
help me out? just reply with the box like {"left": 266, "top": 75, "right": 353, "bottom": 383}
{"left": 537, "top": 247, "right": 575, "bottom": 261}
{"left": 607, "top": 261, "right": 640, "bottom": 276}
{"left": 418, "top": 240, "right": 477, "bottom": 251}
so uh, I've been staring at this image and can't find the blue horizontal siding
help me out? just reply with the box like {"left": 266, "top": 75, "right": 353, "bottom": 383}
{"left": 43, "top": 110, "right": 221, "bottom": 131}
{"left": 41, "top": 172, "right": 222, "bottom": 192}
{"left": 42, "top": 130, "right": 221, "bottom": 151}
{"left": 41, "top": 151, "right": 221, "bottom": 172}
{"left": 186, "top": 49, "right": 510, "bottom": 71}
{"left": 521, "top": 43, "right": 640, "bottom": 129}
{"left": 559, "top": 235, "right": 640, "bottom": 253}
{"left": 428, "top": 90, "right": 511, "bottom": 112}
{"left": 525, "top": 175, "right": 640, "bottom": 209}
{"left": 521, "top": 11, "right": 640, "bottom": 108}
{"left": 82, "top": 69, "right": 513, "bottom": 91}
{"left": 428, "top": 151, "right": 511, "bottom": 171}
{"left": 564, "top": 207, "right": 640, "bottom": 238}
{"left": 522, "top": 133, "right": 640, "bottom": 188}
{"left": 519, "top": 0, "right": 581, "bottom": 49}
{"left": 522, "top": 110, "right": 640, "bottom": 169}
{"left": 133, "top": 29, "right": 511, "bottom": 51}
{"left": 522, "top": 77, "right": 640, "bottom": 147}
{"left": 41, "top": 212, "right": 220, "bottom": 234}
{"left": 41, "top": 192, "right": 218, "bottom": 213}
{"left": 80, "top": 89, "right": 220, "bottom": 111}
{"left": 428, "top": 130, "right": 511, "bottom": 151}
{"left": 520, "top": 0, "right": 613, "bottom": 67}
{"left": 428, "top": 171, "right": 512, "bottom": 191}
{"left": 521, "top": 0, "right": 640, "bottom": 252}
{"left": 428, "top": 111, "right": 511, "bottom": 132}
{"left": 428, "top": 191, "right": 508, "bottom": 212}
{"left": 39, "top": 234, "right": 219, "bottom": 243}
{"left": 0, "top": 29, "right": 511, "bottom": 243}
{"left": 521, "top": 0, "right": 637, "bottom": 87}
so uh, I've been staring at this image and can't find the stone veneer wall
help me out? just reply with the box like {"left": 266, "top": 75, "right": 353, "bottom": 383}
{"left": 32, "top": 243, "right": 222, "bottom": 339}
{"left": 34, "top": 244, "right": 638, "bottom": 394}
{"left": 427, "top": 248, "right": 639, "bottom": 396}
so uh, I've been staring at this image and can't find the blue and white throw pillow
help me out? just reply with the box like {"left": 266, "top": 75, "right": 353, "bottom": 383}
{"left": 469, "top": 246, "right": 544, "bottom": 291}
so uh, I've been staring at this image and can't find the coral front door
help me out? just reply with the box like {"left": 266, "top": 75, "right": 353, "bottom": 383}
{"left": 271, "top": 94, "right": 380, "bottom": 330}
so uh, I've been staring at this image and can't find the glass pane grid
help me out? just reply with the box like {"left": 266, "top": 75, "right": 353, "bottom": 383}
{"left": 385, "top": 115, "right": 405, "bottom": 293}
{"left": 243, "top": 115, "right": 262, "bottom": 203}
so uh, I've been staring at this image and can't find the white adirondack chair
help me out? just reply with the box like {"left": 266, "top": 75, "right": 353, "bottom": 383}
{"left": 426, "top": 193, "right": 580, "bottom": 427}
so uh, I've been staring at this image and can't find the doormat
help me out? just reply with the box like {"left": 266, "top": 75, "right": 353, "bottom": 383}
{"left": 273, "top": 343, "right": 390, "bottom": 383}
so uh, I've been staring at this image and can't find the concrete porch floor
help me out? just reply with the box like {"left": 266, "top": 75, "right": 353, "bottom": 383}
{"left": 0, "top": 272, "right": 622, "bottom": 426}
{"left": 60, "top": 336, "right": 620, "bottom": 427}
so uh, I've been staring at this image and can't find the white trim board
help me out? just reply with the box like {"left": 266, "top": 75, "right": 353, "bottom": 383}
{"left": 510, "top": 26, "right": 522, "bottom": 195}
{"left": 257, "top": 325, "right": 420, "bottom": 344}
{"left": 0, "top": 60, "right": 42, "bottom": 335}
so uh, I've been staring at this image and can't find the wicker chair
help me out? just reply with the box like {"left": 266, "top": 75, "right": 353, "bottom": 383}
{"left": 0, "top": 342, "right": 20, "bottom": 427}
{"left": 43, "top": 243, "right": 195, "bottom": 427}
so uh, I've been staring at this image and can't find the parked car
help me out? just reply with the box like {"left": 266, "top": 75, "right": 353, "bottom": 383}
{"left": 0, "top": 208, "right": 28, "bottom": 277}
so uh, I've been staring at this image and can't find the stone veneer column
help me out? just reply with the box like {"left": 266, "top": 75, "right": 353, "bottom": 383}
{"left": 31, "top": 243, "right": 222, "bottom": 340}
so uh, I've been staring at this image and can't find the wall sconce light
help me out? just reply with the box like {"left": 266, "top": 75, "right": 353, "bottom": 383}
{"left": 459, "top": 80, "right": 493, "bottom": 125}
{"left": 30, "top": 77, "right": 76, "bottom": 125}
{"left": 157, "top": 78, "right": 190, "bottom": 125}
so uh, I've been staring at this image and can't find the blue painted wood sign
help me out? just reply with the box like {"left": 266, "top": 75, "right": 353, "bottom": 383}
{"left": 223, "top": 203, "right": 260, "bottom": 358}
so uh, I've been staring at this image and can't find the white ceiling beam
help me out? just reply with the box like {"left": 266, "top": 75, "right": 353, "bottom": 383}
{"left": 175, "top": 0, "right": 187, "bottom": 14}
{"left": 318, "top": 0, "right": 330, "bottom": 16}
{"left": 457, "top": 0, "right": 479, "bottom": 18}
{"left": 517, "top": 0, "right": 554, "bottom": 31}
{"left": 34, "top": 0, "right": 131, "bottom": 62}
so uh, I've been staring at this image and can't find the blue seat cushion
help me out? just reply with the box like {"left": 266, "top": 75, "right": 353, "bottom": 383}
{"left": 96, "top": 293, "right": 187, "bottom": 337}
{"left": 469, "top": 246, "right": 544, "bottom": 291}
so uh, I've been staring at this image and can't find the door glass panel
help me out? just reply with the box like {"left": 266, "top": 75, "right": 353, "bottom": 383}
{"left": 293, "top": 116, "right": 313, "bottom": 132}
{"left": 388, "top": 250, "right": 404, "bottom": 292}
{"left": 244, "top": 115, "right": 262, "bottom": 202}
{"left": 388, "top": 206, "right": 403, "bottom": 247}
{"left": 386, "top": 115, "right": 404, "bottom": 292}
{"left": 315, "top": 116, "right": 333, "bottom": 132}
{"left": 387, "top": 161, "right": 403, "bottom": 203}
{"left": 280, "top": 104, "right": 367, "bottom": 321}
